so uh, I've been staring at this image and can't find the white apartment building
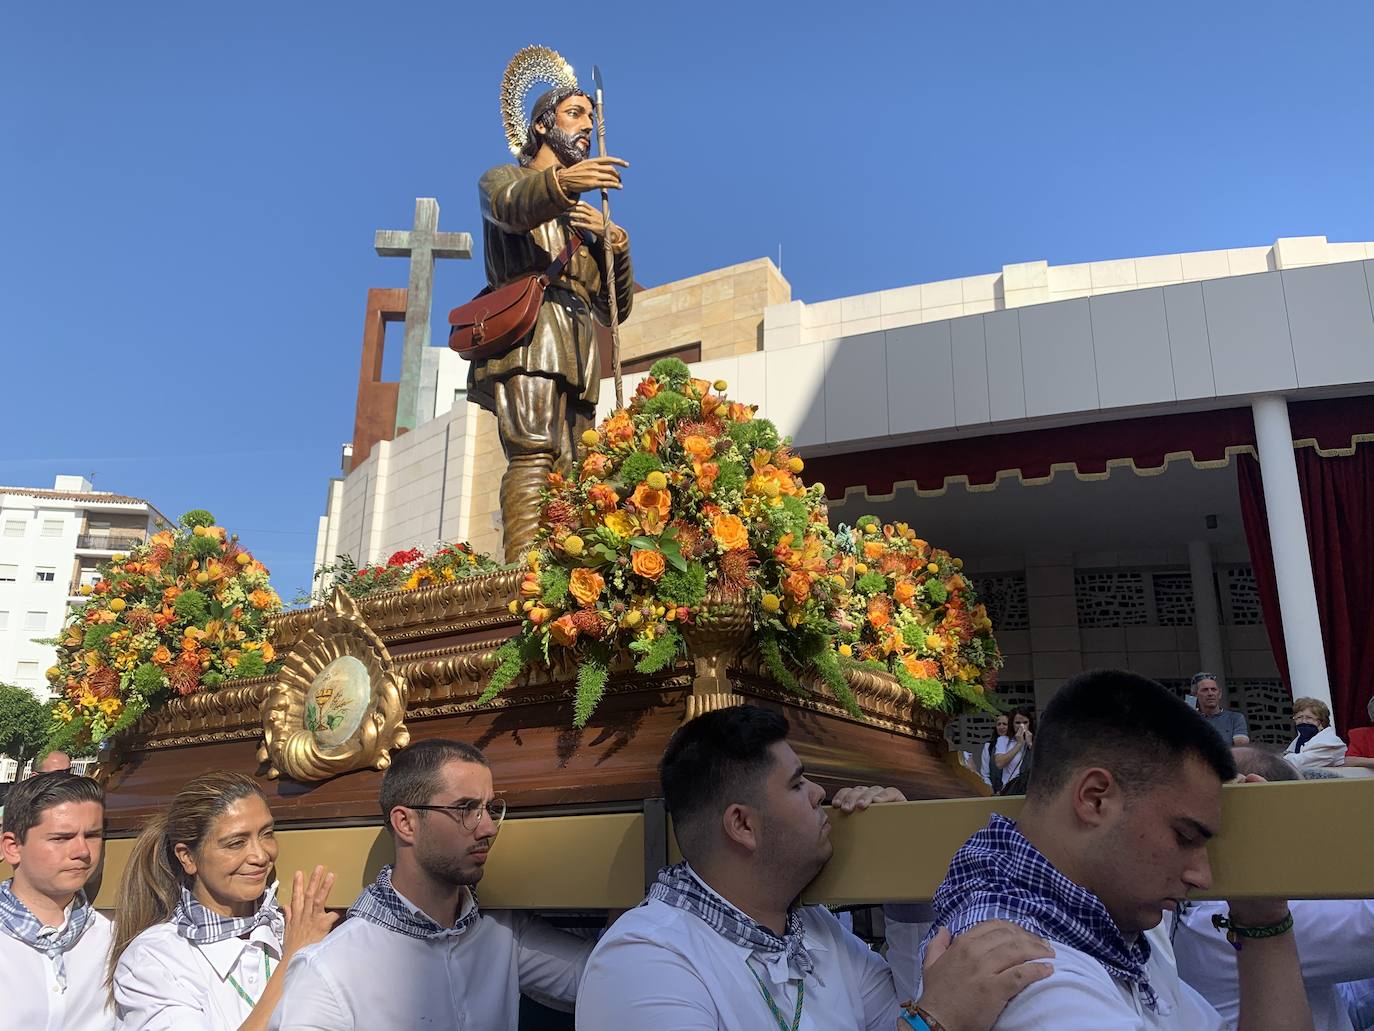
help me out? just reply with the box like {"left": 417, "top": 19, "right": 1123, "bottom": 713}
{"left": 0, "top": 475, "right": 169, "bottom": 699}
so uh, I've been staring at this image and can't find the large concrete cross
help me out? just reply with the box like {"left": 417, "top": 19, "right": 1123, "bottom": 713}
{"left": 374, "top": 198, "right": 472, "bottom": 432}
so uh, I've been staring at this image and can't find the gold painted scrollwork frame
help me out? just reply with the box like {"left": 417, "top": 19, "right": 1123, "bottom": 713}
{"left": 258, "top": 588, "right": 409, "bottom": 781}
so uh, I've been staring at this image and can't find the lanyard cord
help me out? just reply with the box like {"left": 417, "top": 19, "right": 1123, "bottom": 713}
{"left": 748, "top": 964, "right": 804, "bottom": 1031}
{"left": 227, "top": 948, "right": 273, "bottom": 1010}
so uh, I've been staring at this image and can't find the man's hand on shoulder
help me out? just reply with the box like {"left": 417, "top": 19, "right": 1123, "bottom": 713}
{"left": 915, "top": 922, "right": 1053, "bottom": 1031}
{"left": 555, "top": 157, "right": 628, "bottom": 194}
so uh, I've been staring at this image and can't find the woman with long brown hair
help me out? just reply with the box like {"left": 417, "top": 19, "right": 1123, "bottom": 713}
{"left": 108, "top": 771, "right": 336, "bottom": 1030}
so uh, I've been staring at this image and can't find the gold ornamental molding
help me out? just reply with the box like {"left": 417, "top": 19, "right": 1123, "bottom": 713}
{"left": 268, "top": 571, "right": 523, "bottom": 650}
{"left": 258, "top": 588, "right": 410, "bottom": 782}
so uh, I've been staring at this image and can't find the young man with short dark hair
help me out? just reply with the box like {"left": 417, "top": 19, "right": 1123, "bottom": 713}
{"left": 0, "top": 770, "right": 113, "bottom": 1030}
{"left": 931, "top": 670, "right": 1313, "bottom": 1029}
{"left": 269, "top": 738, "right": 595, "bottom": 1030}
{"left": 577, "top": 705, "right": 1054, "bottom": 1030}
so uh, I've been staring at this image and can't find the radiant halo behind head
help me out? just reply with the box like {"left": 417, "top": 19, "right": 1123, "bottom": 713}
{"left": 500, "top": 44, "right": 578, "bottom": 156}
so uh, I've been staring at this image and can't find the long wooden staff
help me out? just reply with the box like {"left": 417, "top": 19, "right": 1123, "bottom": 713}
{"left": 592, "top": 65, "right": 623, "bottom": 409}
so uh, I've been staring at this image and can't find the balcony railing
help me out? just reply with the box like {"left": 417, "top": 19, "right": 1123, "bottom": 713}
{"left": 76, "top": 534, "right": 144, "bottom": 551}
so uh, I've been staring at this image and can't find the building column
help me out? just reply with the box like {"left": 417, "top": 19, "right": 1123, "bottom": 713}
{"left": 1187, "top": 540, "right": 1226, "bottom": 686}
{"left": 1250, "top": 396, "right": 1332, "bottom": 708}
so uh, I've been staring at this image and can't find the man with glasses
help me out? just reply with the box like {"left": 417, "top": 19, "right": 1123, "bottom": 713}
{"left": 269, "top": 739, "right": 593, "bottom": 1029}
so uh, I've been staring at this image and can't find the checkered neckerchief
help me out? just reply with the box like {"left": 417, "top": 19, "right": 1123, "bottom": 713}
{"left": 0, "top": 879, "right": 94, "bottom": 990}
{"left": 930, "top": 813, "right": 1164, "bottom": 1013}
{"left": 647, "top": 862, "right": 816, "bottom": 983}
{"left": 172, "top": 882, "right": 285, "bottom": 946}
{"left": 347, "top": 865, "right": 481, "bottom": 941}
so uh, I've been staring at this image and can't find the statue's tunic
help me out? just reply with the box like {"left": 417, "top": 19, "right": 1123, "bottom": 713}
{"left": 467, "top": 164, "right": 634, "bottom": 419}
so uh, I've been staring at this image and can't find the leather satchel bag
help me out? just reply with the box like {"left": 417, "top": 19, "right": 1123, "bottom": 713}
{"left": 447, "top": 233, "right": 583, "bottom": 362}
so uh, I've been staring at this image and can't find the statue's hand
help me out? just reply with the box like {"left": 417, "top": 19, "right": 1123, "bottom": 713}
{"left": 569, "top": 201, "right": 610, "bottom": 240}
{"left": 556, "top": 156, "right": 628, "bottom": 194}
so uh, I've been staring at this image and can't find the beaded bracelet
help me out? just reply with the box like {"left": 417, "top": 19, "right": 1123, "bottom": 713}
{"left": 1211, "top": 910, "right": 1295, "bottom": 951}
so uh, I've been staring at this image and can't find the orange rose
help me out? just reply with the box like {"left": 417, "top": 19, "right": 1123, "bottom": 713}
{"left": 867, "top": 596, "right": 892, "bottom": 629}
{"left": 683, "top": 435, "right": 715, "bottom": 462}
{"left": 152, "top": 645, "right": 172, "bottom": 665}
{"left": 783, "top": 570, "right": 812, "bottom": 605}
{"left": 580, "top": 452, "right": 611, "bottom": 481}
{"left": 630, "top": 483, "right": 672, "bottom": 520}
{"left": 631, "top": 549, "right": 666, "bottom": 581}
{"left": 694, "top": 461, "right": 719, "bottom": 495}
{"left": 569, "top": 568, "right": 605, "bottom": 608}
{"left": 902, "top": 655, "right": 940, "bottom": 680}
{"left": 728, "top": 402, "right": 754, "bottom": 423}
{"left": 261, "top": 643, "right": 276, "bottom": 663}
{"left": 603, "top": 411, "right": 636, "bottom": 446}
{"left": 587, "top": 483, "right": 620, "bottom": 513}
{"left": 711, "top": 514, "right": 749, "bottom": 552}
{"left": 893, "top": 580, "right": 917, "bottom": 606}
{"left": 550, "top": 614, "right": 579, "bottom": 647}
{"left": 634, "top": 376, "right": 661, "bottom": 400}
{"left": 862, "top": 540, "right": 885, "bottom": 560}
{"left": 248, "top": 589, "right": 276, "bottom": 610}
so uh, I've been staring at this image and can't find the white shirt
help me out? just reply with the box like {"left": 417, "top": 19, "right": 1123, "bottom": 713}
{"left": 1, "top": 904, "right": 114, "bottom": 1031}
{"left": 979, "top": 737, "right": 1024, "bottom": 787}
{"left": 1175, "top": 899, "right": 1374, "bottom": 1031}
{"left": 1286, "top": 726, "right": 1349, "bottom": 769}
{"left": 576, "top": 890, "right": 899, "bottom": 1030}
{"left": 990, "top": 938, "right": 1223, "bottom": 1030}
{"left": 268, "top": 894, "right": 591, "bottom": 1030}
{"left": 114, "top": 920, "right": 282, "bottom": 1031}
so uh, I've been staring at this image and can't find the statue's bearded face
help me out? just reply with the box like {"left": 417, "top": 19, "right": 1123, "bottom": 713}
{"left": 538, "top": 93, "right": 594, "bottom": 167}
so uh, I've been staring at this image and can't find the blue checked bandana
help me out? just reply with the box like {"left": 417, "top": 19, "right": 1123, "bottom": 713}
{"left": 930, "top": 814, "right": 1166, "bottom": 1014}
{"left": 647, "top": 862, "right": 816, "bottom": 986}
{"left": 0, "top": 879, "right": 94, "bottom": 991}
{"left": 348, "top": 865, "right": 481, "bottom": 941}
{"left": 172, "top": 882, "right": 285, "bottom": 946}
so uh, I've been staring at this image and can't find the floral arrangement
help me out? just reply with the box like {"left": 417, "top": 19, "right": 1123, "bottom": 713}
{"left": 480, "top": 357, "right": 1000, "bottom": 726}
{"left": 832, "top": 516, "right": 1000, "bottom": 711}
{"left": 314, "top": 542, "right": 500, "bottom": 599}
{"left": 45, "top": 510, "right": 283, "bottom": 751}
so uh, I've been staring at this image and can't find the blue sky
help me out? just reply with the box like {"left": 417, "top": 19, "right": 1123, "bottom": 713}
{"left": 3, "top": 1, "right": 1372, "bottom": 598}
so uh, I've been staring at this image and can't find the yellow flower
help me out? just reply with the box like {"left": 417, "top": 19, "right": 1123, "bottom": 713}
{"left": 761, "top": 593, "right": 781, "bottom": 613}
{"left": 109, "top": 597, "right": 127, "bottom": 612}
{"left": 581, "top": 429, "right": 600, "bottom": 446}
{"left": 713, "top": 379, "right": 728, "bottom": 391}
{"left": 603, "top": 511, "right": 635, "bottom": 538}
{"left": 99, "top": 697, "right": 122, "bottom": 717}
{"left": 838, "top": 643, "right": 852, "bottom": 657}
{"left": 645, "top": 470, "right": 668, "bottom": 490}
{"left": 562, "top": 535, "right": 585, "bottom": 557}
{"left": 79, "top": 691, "right": 99, "bottom": 708}
{"left": 55, "top": 702, "right": 74, "bottom": 723}
{"left": 788, "top": 457, "right": 804, "bottom": 473}
{"left": 926, "top": 562, "right": 939, "bottom": 574}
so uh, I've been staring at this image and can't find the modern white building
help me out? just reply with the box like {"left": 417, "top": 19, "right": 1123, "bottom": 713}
{"left": 0, "top": 476, "right": 169, "bottom": 699}
{"left": 315, "top": 234, "right": 1374, "bottom": 745}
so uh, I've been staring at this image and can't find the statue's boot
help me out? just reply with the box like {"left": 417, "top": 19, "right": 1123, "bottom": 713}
{"left": 501, "top": 454, "right": 554, "bottom": 564}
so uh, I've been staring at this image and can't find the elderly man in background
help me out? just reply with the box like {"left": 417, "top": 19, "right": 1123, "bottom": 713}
{"left": 34, "top": 751, "right": 72, "bottom": 774}
{"left": 1173, "top": 747, "right": 1374, "bottom": 1029}
{"left": 1192, "top": 673, "right": 1251, "bottom": 746}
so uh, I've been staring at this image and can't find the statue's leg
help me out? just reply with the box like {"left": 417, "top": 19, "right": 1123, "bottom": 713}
{"left": 493, "top": 374, "right": 560, "bottom": 564}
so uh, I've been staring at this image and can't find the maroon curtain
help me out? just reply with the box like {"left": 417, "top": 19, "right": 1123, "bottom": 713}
{"left": 1237, "top": 446, "right": 1374, "bottom": 736}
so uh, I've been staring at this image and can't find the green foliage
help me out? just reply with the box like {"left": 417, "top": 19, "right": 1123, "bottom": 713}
{"left": 925, "top": 579, "right": 949, "bottom": 604}
{"left": 616, "top": 450, "right": 663, "bottom": 487}
{"left": 178, "top": 510, "right": 216, "bottom": 529}
{"left": 173, "top": 590, "right": 209, "bottom": 621}
{"left": 774, "top": 494, "right": 810, "bottom": 539}
{"left": 657, "top": 561, "right": 707, "bottom": 608}
{"left": 726, "top": 418, "right": 781, "bottom": 456}
{"left": 758, "top": 631, "right": 802, "bottom": 693}
{"left": 478, "top": 633, "right": 539, "bottom": 705}
{"left": 711, "top": 460, "right": 747, "bottom": 497}
{"left": 573, "top": 644, "right": 612, "bottom": 727}
{"left": 642, "top": 390, "right": 695, "bottom": 422}
{"left": 856, "top": 571, "right": 889, "bottom": 595}
{"left": 83, "top": 624, "right": 117, "bottom": 651}
{"left": 202, "top": 672, "right": 225, "bottom": 689}
{"left": 0, "top": 683, "right": 52, "bottom": 761}
{"left": 892, "top": 664, "right": 948, "bottom": 709}
{"left": 809, "top": 641, "right": 860, "bottom": 716}
{"left": 538, "top": 565, "right": 571, "bottom": 607}
{"left": 900, "top": 624, "right": 927, "bottom": 648}
{"left": 649, "top": 357, "right": 691, "bottom": 389}
{"left": 187, "top": 535, "right": 222, "bottom": 559}
{"left": 132, "top": 663, "right": 165, "bottom": 694}
{"left": 631, "top": 626, "right": 682, "bottom": 674}
{"left": 234, "top": 651, "right": 267, "bottom": 679}
{"left": 854, "top": 514, "right": 881, "bottom": 531}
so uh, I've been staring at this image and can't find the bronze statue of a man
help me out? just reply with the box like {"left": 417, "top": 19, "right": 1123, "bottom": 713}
{"left": 469, "top": 76, "right": 634, "bottom": 563}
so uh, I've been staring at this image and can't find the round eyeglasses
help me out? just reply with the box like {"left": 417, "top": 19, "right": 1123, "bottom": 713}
{"left": 407, "top": 798, "right": 508, "bottom": 830}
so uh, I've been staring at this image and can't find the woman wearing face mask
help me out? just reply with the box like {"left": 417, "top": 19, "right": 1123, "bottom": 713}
{"left": 108, "top": 772, "right": 338, "bottom": 1031}
{"left": 995, "top": 707, "right": 1035, "bottom": 795}
{"left": 977, "top": 713, "right": 1014, "bottom": 793}
{"left": 1283, "top": 697, "right": 1348, "bottom": 771}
